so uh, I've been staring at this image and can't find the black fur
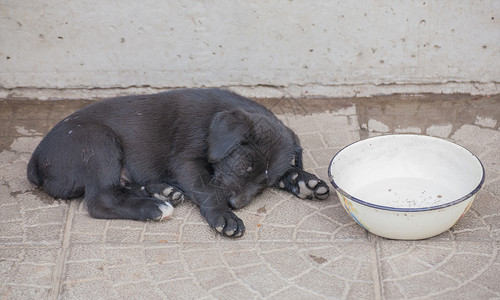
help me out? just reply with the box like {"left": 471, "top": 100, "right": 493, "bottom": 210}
{"left": 27, "top": 88, "right": 329, "bottom": 237}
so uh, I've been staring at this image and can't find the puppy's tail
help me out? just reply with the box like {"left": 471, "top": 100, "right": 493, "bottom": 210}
{"left": 27, "top": 150, "right": 43, "bottom": 187}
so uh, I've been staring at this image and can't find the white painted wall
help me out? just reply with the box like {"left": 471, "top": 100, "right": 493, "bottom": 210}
{"left": 1, "top": 0, "right": 499, "bottom": 99}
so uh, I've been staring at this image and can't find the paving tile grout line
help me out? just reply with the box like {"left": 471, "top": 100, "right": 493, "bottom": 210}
{"left": 50, "top": 201, "right": 76, "bottom": 300}
{"left": 372, "top": 237, "right": 384, "bottom": 300}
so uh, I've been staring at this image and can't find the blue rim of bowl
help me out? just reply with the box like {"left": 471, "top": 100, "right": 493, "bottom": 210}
{"left": 328, "top": 134, "right": 486, "bottom": 212}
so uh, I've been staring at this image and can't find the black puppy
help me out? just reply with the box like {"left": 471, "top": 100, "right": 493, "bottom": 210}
{"left": 27, "top": 89, "right": 329, "bottom": 237}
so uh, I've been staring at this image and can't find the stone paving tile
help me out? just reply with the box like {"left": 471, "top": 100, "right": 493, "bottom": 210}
{"left": 0, "top": 245, "right": 60, "bottom": 299}
{"left": 55, "top": 241, "right": 377, "bottom": 299}
{"left": 378, "top": 240, "right": 500, "bottom": 299}
{"left": 0, "top": 95, "right": 499, "bottom": 299}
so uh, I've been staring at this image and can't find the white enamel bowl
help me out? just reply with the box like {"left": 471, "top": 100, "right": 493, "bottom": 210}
{"left": 328, "top": 134, "right": 484, "bottom": 240}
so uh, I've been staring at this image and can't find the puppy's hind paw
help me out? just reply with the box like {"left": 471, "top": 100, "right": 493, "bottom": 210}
{"left": 146, "top": 183, "right": 185, "bottom": 206}
{"left": 134, "top": 199, "right": 174, "bottom": 222}
{"left": 154, "top": 202, "right": 174, "bottom": 221}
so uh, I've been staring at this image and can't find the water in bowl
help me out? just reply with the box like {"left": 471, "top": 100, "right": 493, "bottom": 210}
{"left": 352, "top": 177, "right": 460, "bottom": 209}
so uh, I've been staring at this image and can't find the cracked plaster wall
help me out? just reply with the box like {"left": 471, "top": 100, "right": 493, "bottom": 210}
{"left": 1, "top": 1, "right": 499, "bottom": 99}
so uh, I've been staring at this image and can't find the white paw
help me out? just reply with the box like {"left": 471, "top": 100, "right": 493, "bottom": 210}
{"left": 157, "top": 202, "right": 174, "bottom": 221}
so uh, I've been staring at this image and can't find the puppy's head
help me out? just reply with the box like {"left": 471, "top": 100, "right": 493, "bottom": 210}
{"left": 207, "top": 109, "right": 301, "bottom": 209}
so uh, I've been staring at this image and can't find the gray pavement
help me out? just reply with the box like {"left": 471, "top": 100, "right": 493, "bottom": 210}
{"left": 1, "top": 94, "right": 499, "bottom": 299}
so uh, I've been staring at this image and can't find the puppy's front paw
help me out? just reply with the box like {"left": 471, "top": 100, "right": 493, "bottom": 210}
{"left": 278, "top": 169, "right": 330, "bottom": 200}
{"left": 205, "top": 209, "right": 245, "bottom": 238}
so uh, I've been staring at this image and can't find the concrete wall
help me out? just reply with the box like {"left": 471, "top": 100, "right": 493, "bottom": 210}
{"left": 1, "top": 0, "right": 499, "bottom": 99}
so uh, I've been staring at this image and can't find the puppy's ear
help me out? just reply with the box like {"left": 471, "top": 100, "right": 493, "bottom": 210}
{"left": 208, "top": 109, "right": 252, "bottom": 163}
